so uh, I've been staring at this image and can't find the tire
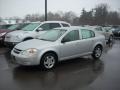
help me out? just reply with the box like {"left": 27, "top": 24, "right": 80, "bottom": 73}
{"left": 92, "top": 45, "right": 102, "bottom": 59}
{"left": 108, "top": 36, "right": 113, "bottom": 44}
{"left": 40, "top": 53, "right": 57, "bottom": 70}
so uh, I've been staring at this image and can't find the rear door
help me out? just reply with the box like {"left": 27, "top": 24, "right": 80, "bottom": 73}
{"left": 77, "top": 29, "right": 95, "bottom": 54}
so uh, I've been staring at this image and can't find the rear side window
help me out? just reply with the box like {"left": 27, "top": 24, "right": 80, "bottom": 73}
{"left": 61, "top": 23, "right": 70, "bottom": 27}
{"left": 81, "top": 29, "right": 95, "bottom": 39}
{"left": 50, "top": 23, "right": 61, "bottom": 29}
{"left": 40, "top": 23, "right": 61, "bottom": 30}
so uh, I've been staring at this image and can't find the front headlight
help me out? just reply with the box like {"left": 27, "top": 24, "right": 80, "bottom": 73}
{"left": 21, "top": 48, "right": 38, "bottom": 56}
{"left": 0, "top": 32, "right": 6, "bottom": 37}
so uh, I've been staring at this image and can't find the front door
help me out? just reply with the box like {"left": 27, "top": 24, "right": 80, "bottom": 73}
{"left": 59, "top": 30, "right": 80, "bottom": 60}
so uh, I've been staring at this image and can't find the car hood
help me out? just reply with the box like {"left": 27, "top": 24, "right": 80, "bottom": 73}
{"left": 0, "top": 29, "right": 13, "bottom": 33}
{"left": 7, "top": 30, "right": 31, "bottom": 36}
{"left": 14, "top": 39, "right": 55, "bottom": 50}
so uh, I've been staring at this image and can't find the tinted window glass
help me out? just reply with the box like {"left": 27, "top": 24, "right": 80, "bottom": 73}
{"left": 81, "top": 29, "right": 95, "bottom": 39}
{"left": 40, "top": 23, "right": 61, "bottom": 30}
{"left": 63, "top": 30, "right": 79, "bottom": 42}
{"left": 40, "top": 23, "right": 50, "bottom": 30}
{"left": 62, "top": 23, "right": 69, "bottom": 27}
{"left": 50, "top": 23, "right": 61, "bottom": 29}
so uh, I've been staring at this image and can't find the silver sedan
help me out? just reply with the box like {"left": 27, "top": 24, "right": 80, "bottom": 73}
{"left": 11, "top": 26, "right": 105, "bottom": 70}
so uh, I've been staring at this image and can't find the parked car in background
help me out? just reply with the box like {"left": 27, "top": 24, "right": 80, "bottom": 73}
{"left": 0, "top": 24, "right": 12, "bottom": 29}
{"left": 0, "top": 23, "right": 29, "bottom": 45}
{"left": 11, "top": 26, "right": 105, "bottom": 70}
{"left": 5, "top": 21, "right": 71, "bottom": 47}
{"left": 112, "top": 27, "right": 120, "bottom": 38}
{"left": 89, "top": 26, "right": 113, "bottom": 43}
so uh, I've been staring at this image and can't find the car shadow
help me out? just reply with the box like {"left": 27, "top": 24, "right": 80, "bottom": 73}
{"left": 12, "top": 58, "right": 104, "bottom": 90}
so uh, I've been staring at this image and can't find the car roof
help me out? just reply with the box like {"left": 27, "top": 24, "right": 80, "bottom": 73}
{"left": 55, "top": 26, "right": 94, "bottom": 31}
{"left": 41, "top": 21, "right": 70, "bottom": 25}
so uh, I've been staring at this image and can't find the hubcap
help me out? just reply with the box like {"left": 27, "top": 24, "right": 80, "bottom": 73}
{"left": 95, "top": 48, "right": 101, "bottom": 57}
{"left": 44, "top": 56, "right": 55, "bottom": 69}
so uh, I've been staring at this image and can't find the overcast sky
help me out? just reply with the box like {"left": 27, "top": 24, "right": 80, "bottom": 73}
{"left": 0, "top": 0, "right": 120, "bottom": 18}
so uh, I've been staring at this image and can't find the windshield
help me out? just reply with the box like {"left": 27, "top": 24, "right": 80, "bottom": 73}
{"left": 22, "top": 23, "right": 40, "bottom": 31}
{"left": 38, "top": 29, "right": 66, "bottom": 41}
{"left": 0, "top": 25, "right": 11, "bottom": 29}
{"left": 16, "top": 23, "right": 29, "bottom": 30}
{"left": 8, "top": 24, "right": 19, "bottom": 30}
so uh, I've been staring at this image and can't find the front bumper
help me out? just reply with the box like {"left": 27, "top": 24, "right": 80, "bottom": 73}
{"left": 11, "top": 50, "right": 40, "bottom": 65}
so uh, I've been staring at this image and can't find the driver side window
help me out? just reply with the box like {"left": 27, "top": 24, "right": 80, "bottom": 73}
{"left": 40, "top": 23, "right": 50, "bottom": 30}
{"left": 62, "top": 30, "right": 79, "bottom": 42}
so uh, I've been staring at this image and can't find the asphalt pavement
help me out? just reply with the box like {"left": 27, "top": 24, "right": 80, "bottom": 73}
{"left": 0, "top": 40, "right": 120, "bottom": 90}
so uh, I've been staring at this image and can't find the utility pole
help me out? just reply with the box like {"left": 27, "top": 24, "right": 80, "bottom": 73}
{"left": 45, "top": 0, "right": 47, "bottom": 21}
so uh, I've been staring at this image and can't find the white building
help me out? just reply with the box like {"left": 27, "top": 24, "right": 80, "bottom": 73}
{"left": 0, "top": 19, "right": 23, "bottom": 25}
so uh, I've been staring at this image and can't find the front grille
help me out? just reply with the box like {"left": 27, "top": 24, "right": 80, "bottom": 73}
{"left": 13, "top": 48, "right": 22, "bottom": 54}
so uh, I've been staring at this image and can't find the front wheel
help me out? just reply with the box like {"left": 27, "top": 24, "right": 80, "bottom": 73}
{"left": 92, "top": 46, "right": 102, "bottom": 59}
{"left": 40, "top": 53, "right": 57, "bottom": 70}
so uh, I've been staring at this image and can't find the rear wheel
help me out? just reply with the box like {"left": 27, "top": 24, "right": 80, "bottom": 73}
{"left": 92, "top": 45, "right": 102, "bottom": 59}
{"left": 40, "top": 53, "right": 57, "bottom": 70}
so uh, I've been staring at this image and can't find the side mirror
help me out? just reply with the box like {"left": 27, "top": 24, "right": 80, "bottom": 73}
{"left": 36, "top": 28, "right": 43, "bottom": 32}
{"left": 61, "top": 38, "right": 70, "bottom": 43}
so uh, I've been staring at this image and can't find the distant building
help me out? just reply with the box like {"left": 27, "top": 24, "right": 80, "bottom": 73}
{"left": 0, "top": 19, "right": 24, "bottom": 25}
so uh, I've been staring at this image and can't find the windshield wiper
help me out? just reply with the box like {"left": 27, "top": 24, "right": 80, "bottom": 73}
{"left": 39, "top": 38, "right": 49, "bottom": 41}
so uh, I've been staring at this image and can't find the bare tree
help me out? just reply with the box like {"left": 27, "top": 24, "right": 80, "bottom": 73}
{"left": 79, "top": 8, "right": 94, "bottom": 25}
{"left": 107, "top": 11, "right": 120, "bottom": 25}
{"left": 94, "top": 3, "right": 108, "bottom": 25}
{"left": 62, "top": 11, "right": 77, "bottom": 24}
{"left": 22, "top": 3, "right": 120, "bottom": 25}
